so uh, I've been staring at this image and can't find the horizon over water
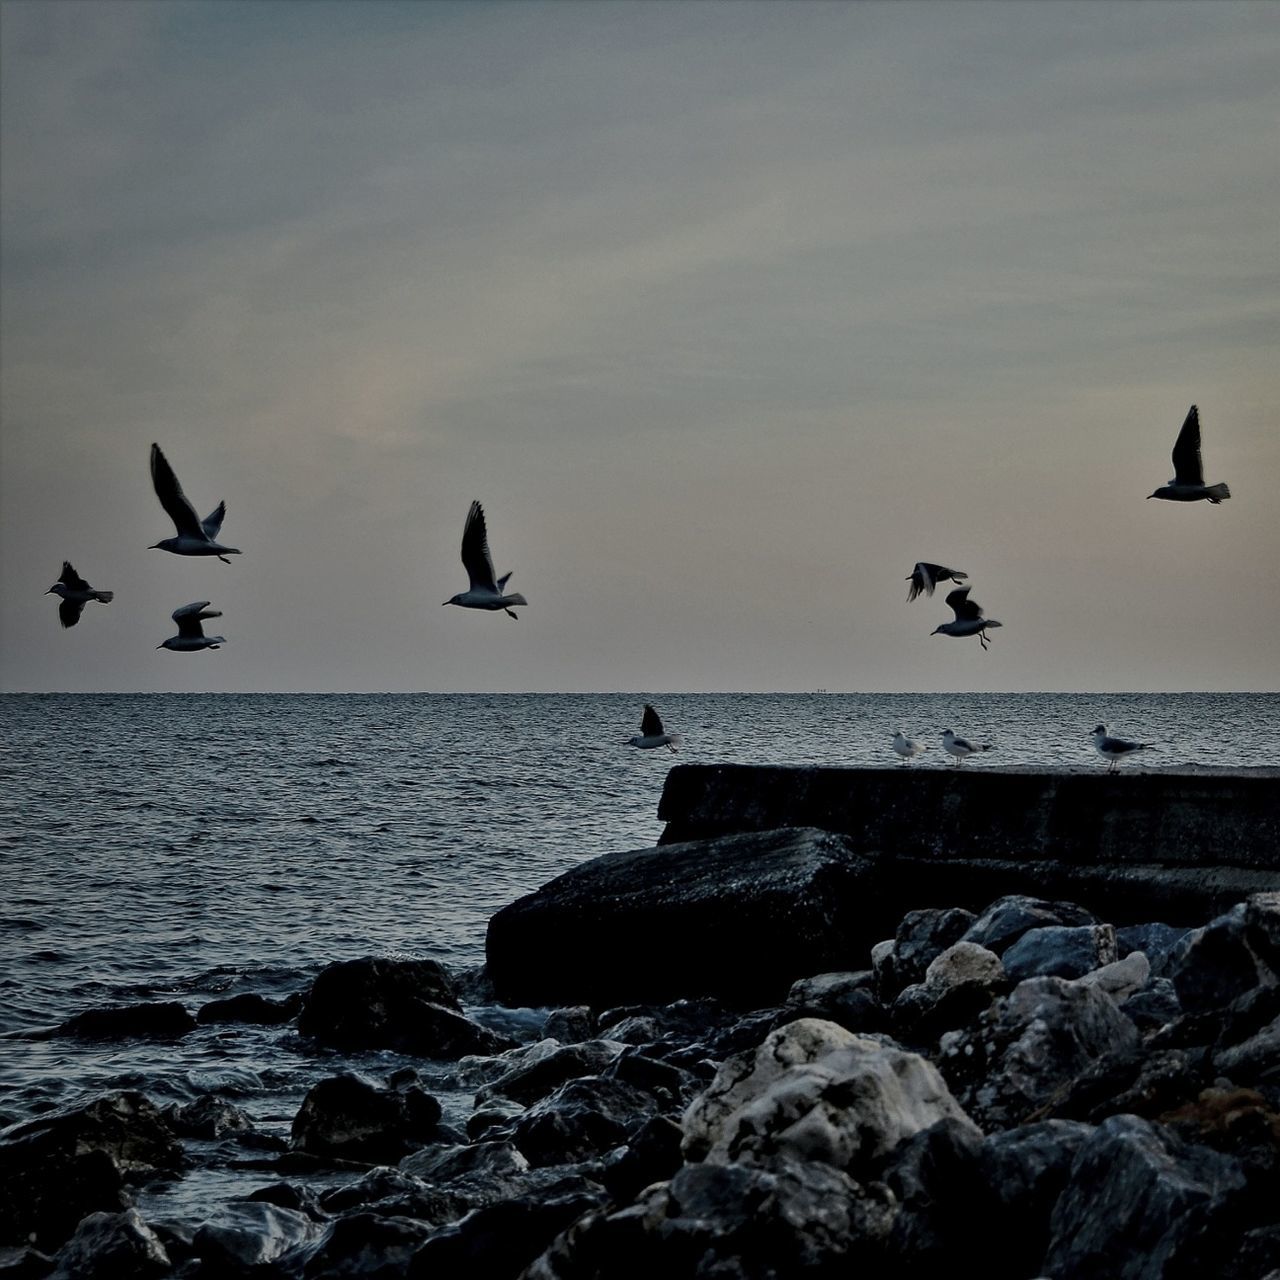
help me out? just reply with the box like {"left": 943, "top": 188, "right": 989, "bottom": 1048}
{"left": 2, "top": 690, "right": 1278, "bottom": 1219}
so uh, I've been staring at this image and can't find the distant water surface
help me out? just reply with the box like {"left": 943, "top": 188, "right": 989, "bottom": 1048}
{"left": 1, "top": 691, "right": 1277, "bottom": 1214}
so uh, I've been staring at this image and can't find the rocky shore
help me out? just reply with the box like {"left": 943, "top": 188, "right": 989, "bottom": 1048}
{"left": 4, "top": 781, "right": 1280, "bottom": 1278}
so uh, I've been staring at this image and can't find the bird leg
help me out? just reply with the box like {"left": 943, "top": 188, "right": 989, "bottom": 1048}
{"left": 505, "top": 608, "right": 519, "bottom": 620}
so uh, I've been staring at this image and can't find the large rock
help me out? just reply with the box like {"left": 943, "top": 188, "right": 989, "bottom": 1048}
{"left": 291, "top": 1073, "right": 444, "bottom": 1163}
{"left": 512, "top": 1076, "right": 662, "bottom": 1168}
{"left": 682, "top": 1017, "right": 979, "bottom": 1176}
{"left": 53, "top": 1002, "right": 197, "bottom": 1040}
{"left": 486, "top": 828, "right": 879, "bottom": 1007}
{"left": 48, "top": 1209, "right": 169, "bottom": 1280}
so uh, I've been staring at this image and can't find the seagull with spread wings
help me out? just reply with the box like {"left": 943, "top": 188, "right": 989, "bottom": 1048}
{"left": 906, "top": 562, "right": 967, "bottom": 602}
{"left": 931, "top": 586, "right": 1003, "bottom": 650}
{"left": 627, "top": 704, "right": 682, "bottom": 751}
{"left": 149, "top": 443, "right": 241, "bottom": 562}
{"left": 442, "top": 500, "right": 528, "bottom": 619}
{"left": 157, "top": 601, "right": 225, "bottom": 651}
{"left": 1147, "top": 405, "right": 1231, "bottom": 504}
{"left": 46, "top": 562, "right": 114, "bottom": 629}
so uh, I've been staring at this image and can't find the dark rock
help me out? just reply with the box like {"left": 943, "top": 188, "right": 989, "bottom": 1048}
{"left": 961, "top": 895, "right": 1100, "bottom": 955}
{"left": 196, "top": 992, "right": 300, "bottom": 1025}
{"left": 1169, "top": 903, "right": 1270, "bottom": 1015}
{"left": 1209, "top": 984, "right": 1280, "bottom": 1085}
{"left": 288, "top": 1212, "right": 435, "bottom": 1279}
{"left": 0, "top": 1092, "right": 183, "bottom": 1251}
{"left": 938, "top": 976, "right": 1141, "bottom": 1130}
{"left": 169, "top": 1095, "right": 254, "bottom": 1140}
{"left": 879, "top": 907, "right": 977, "bottom": 998}
{"left": 783, "top": 970, "right": 885, "bottom": 1033}
{"left": 1032, "top": 1046, "right": 1211, "bottom": 1125}
{"left": 1158, "top": 1086, "right": 1280, "bottom": 1189}
{"left": 476, "top": 1041, "right": 624, "bottom": 1108}
{"left": 889, "top": 941, "right": 1007, "bottom": 1045}
{"left": 1116, "top": 922, "right": 1194, "bottom": 976}
{"left": 298, "top": 956, "right": 513, "bottom": 1057}
{"left": 512, "top": 1077, "right": 661, "bottom": 1168}
{"left": 486, "top": 828, "right": 879, "bottom": 1007}
{"left": 602, "top": 1050, "right": 699, "bottom": 1111}
{"left": 399, "top": 1139, "right": 528, "bottom": 1186}
{"left": 541, "top": 1007, "right": 596, "bottom": 1044}
{"left": 523, "top": 1157, "right": 896, "bottom": 1280}
{"left": 47, "top": 1209, "right": 169, "bottom": 1280}
{"left": 53, "top": 1002, "right": 196, "bottom": 1040}
{"left": 1242, "top": 890, "right": 1280, "bottom": 973}
{"left": 242, "top": 1181, "right": 328, "bottom": 1222}
{"left": 1120, "top": 977, "right": 1183, "bottom": 1031}
{"left": 190, "top": 1202, "right": 320, "bottom": 1272}
{"left": 0, "top": 1247, "right": 55, "bottom": 1278}
{"left": 291, "top": 1074, "right": 444, "bottom": 1164}
{"left": 600, "top": 1115, "right": 684, "bottom": 1202}
{"left": 1043, "top": 1113, "right": 1250, "bottom": 1279}
{"left": 465, "top": 1100, "right": 525, "bottom": 1142}
{"left": 409, "top": 1181, "right": 607, "bottom": 1280}
{"left": 1001, "top": 923, "right": 1117, "bottom": 981}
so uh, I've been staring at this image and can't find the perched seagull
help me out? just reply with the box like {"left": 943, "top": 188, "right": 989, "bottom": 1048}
{"left": 1091, "top": 724, "right": 1154, "bottom": 772}
{"left": 906, "top": 562, "right": 968, "bottom": 603}
{"left": 443, "top": 500, "right": 528, "bottom": 620}
{"left": 46, "top": 561, "right": 113, "bottom": 629}
{"left": 891, "top": 730, "right": 926, "bottom": 764}
{"left": 149, "top": 442, "right": 241, "bottom": 562}
{"left": 627, "top": 704, "right": 682, "bottom": 751}
{"left": 1147, "top": 405, "right": 1231, "bottom": 504}
{"left": 941, "top": 728, "right": 991, "bottom": 766}
{"left": 931, "top": 586, "right": 1003, "bottom": 650}
{"left": 158, "top": 601, "right": 225, "bottom": 651}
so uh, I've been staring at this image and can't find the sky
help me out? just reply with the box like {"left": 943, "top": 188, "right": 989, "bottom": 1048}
{"left": 1, "top": 0, "right": 1277, "bottom": 694}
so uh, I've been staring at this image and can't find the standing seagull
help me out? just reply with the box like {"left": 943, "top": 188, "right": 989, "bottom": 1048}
{"left": 46, "top": 561, "right": 113, "bottom": 629}
{"left": 627, "top": 704, "right": 682, "bottom": 751}
{"left": 942, "top": 728, "right": 991, "bottom": 766}
{"left": 1091, "top": 724, "right": 1154, "bottom": 772}
{"left": 931, "top": 586, "right": 1003, "bottom": 650}
{"left": 906, "top": 562, "right": 967, "bottom": 603}
{"left": 149, "top": 443, "right": 241, "bottom": 562}
{"left": 1147, "top": 405, "right": 1231, "bottom": 504}
{"left": 891, "top": 730, "right": 926, "bottom": 764}
{"left": 158, "top": 601, "right": 225, "bottom": 651}
{"left": 443, "top": 500, "right": 528, "bottom": 619}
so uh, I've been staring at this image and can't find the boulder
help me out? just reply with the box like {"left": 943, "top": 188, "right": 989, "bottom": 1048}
{"left": 783, "top": 970, "right": 884, "bottom": 1033}
{"left": 1001, "top": 924, "right": 1118, "bottom": 982}
{"left": 890, "top": 941, "right": 1007, "bottom": 1043}
{"left": 53, "top": 1002, "right": 196, "bottom": 1040}
{"left": 682, "top": 1018, "right": 979, "bottom": 1176}
{"left": 291, "top": 1073, "right": 444, "bottom": 1163}
{"left": 1074, "top": 950, "right": 1151, "bottom": 1002}
{"left": 195, "top": 992, "right": 300, "bottom": 1025}
{"left": 285, "top": 1212, "right": 435, "bottom": 1278}
{"left": 600, "top": 1115, "right": 684, "bottom": 1202}
{"left": 877, "top": 907, "right": 977, "bottom": 998}
{"left": 513, "top": 1077, "right": 662, "bottom": 1168}
{"left": 1043, "top": 1114, "right": 1249, "bottom": 1279}
{"left": 1170, "top": 903, "right": 1274, "bottom": 1015}
{"left": 476, "top": 1041, "right": 626, "bottom": 1108}
{"left": 1120, "top": 976, "right": 1183, "bottom": 1031}
{"left": 168, "top": 1095, "right": 254, "bottom": 1140}
{"left": 48, "top": 1209, "right": 169, "bottom": 1280}
{"left": 541, "top": 1007, "right": 596, "bottom": 1044}
{"left": 1115, "top": 922, "right": 1193, "bottom": 976}
{"left": 190, "top": 1202, "right": 321, "bottom": 1272}
{"left": 485, "top": 828, "right": 879, "bottom": 1007}
{"left": 960, "top": 896, "right": 1100, "bottom": 955}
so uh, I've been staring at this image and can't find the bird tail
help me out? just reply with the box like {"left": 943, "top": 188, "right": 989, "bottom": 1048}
{"left": 93, "top": 591, "right": 114, "bottom": 603}
{"left": 1205, "top": 483, "right": 1231, "bottom": 503}
{"left": 505, "top": 593, "right": 528, "bottom": 606}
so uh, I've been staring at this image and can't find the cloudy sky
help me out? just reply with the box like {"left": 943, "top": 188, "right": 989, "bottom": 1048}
{"left": 2, "top": 0, "right": 1276, "bottom": 693}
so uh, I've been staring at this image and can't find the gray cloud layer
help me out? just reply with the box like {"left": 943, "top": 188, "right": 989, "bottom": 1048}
{"left": 2, "top": 0, "right": 1277, "bottom": 692}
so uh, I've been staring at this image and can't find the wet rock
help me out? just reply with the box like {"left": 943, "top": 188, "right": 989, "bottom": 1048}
{"left": 938, "top": 976, "right": 1141, "bottom": 1131}
{"left": 513, "top": 1076, "right": 662, "bottom": 1168}
{"left": 600, "top": 1114, "right": 684, "bottom": 1202}
{"left": 523, "top": 1157, "right": 896, "bottom": 1280}
{"left": 0, "top": 1246, "right": 55, "bottom": 1278}
{"left": 877, "top": 907, "right": 977, "bottom": 999}
{"left": 190, "top": 1202, "right": 321, "bottom": 1272}
{"left": 195, "top": 992, "right": 300, "bottom": 1025}
{"left": 1043, "top": 1113, "right": 1249, "bottom": 1279}
{"left": 682, "top": 1017, "right": 979, "bottom": 1176}
{"left": 291, "top": 1073, "right": 444, "bottom": 1163}
{"left": 541, "top": 1006, "right": 595, "bottom": 1044}
{"left": 298, "top": 956, "right": 515, "bottom": 1057}
{"left": 287, "top": 1212, "right": 434, "bottom": 1278}
{"left": 53, "top": 1002, "right": 197, "bottom": 1040}
{"left": 960, "top": 895, "right": 1099, "bottom": 955}
{"left": 168, "top": 1094, "right": 254, "bottom": 1140}
{"left": 1032, "top": 1045, "right": 1211, "bottom": 1126}
{"left": 1169, "top": 904, "right": 1272, "bottom": 1016}
{"left": 0, "top": 1092, "right": 184, "bottom": 1251}
{"left": 1001, "top": 924, "right": 1118, "bottom": 982}
{"left": 48, "top": 1209, "right": 169, "bottom": 1280}
{"left": 486, "top": 827, "right": 879, "bottom": 1007}
{"left": 400, "top": 1139, "right": 529, "bottom": 1186}
{"left": 602, "top": 1050, "right": 700, "bottom": 1112}
{"left": 784, "top": 970, "right": 885, "bottom": 1033}
{"left": 241, "top": 1181, "right": 328, "bottom": 1222}
{"left": 466, "top": 1099, "right": 526, "bottom": 1141}
{"left": 454, "top": 1038, "right": 563, "bottom": 1092}
{"left": 1115, "top": 922, "right": 1193, "bottom": 977}
{"left": 476, "top": 1040, "right": 625, "bottom": 1108}
{"left": 410, "top": 1180, "right": 607, "bottom": 1279}
{"left": 1120, "top": 976, "right": 1183, "bottom": 1031}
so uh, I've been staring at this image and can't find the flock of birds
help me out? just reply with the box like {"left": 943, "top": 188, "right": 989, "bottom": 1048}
{"left": 45, "top": 406, "right": 1228, "bottom": 767}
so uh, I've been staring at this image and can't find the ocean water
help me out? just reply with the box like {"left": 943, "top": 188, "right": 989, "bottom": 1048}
{"left": 2, "top": 690, "right": 1278, "bottom": 1219}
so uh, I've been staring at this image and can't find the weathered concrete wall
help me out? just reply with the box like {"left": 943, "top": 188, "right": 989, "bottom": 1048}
{"left": 657, "top": 765, "right": 1280, "bottom": 925}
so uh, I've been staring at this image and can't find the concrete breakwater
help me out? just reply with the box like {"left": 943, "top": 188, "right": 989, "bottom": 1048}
{"left": 657, "top": 764, "right": 1280, "bottom": 925}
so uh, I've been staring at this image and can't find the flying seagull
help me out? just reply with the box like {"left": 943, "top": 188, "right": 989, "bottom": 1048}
{"left": 931, "top": 586, "right": 1003, "bottom": 650}
{"left": 906, "top": 562, "right": 967, "bottom": 603}
{"left": 891, "top": 730, "right": 926, "bottom": 764}
{"left": 1091, "top": 724, "right": 1154, "bottom": 772}
{"left": 627, "top": 704, "right": 682, "bottom": 751}
{"left": 158, "top": 601, "right": 225, "bottom": 651}
{"left": 1147, "top": 405, "right": 1231, "bottom": 504}
{"left": 942, "top": 728, "right": 991, "bottom": 766}
{"left": 149, "top": 442, "right": 241, "bottom": 561}
{"left": 46, "top": 562, "right": 114, "bottom": 629}
{"left": 443, "top": 500, "right": 528, "bottom": 619}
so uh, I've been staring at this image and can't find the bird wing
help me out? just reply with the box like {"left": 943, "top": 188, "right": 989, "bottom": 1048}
{"left": 59, "top": 598, "right": 86, "bottom": 628}
{"left": 201, "top": 501, "right": 227, "bottom": 539}
{"left": 1170, "top": 405, "right": 1206, "bottom": 486}
{"left": 640, "top": 704, "right": 665, "bottom": 736}
{"left": 906, "top": 563, "right": 930, "bottom": 602}
{"left": 944, "top": 586, "right": 983, "bottom": 621}
{"left": 460, "top": 500, "right": 500, "bottom": 593}
{"left": 172, "top": 600, "right": 220, "bottom": 637}
{"left": 151, "top": 444, "right": 205, "bottom": 537}
{"left": 59, "top": 561, "right": 90, "bottom": 591}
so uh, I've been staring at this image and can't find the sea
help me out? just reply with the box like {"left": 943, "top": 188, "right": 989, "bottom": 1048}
{"left": 2, "top": 690, "right": 1278, "bottom": 1222}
